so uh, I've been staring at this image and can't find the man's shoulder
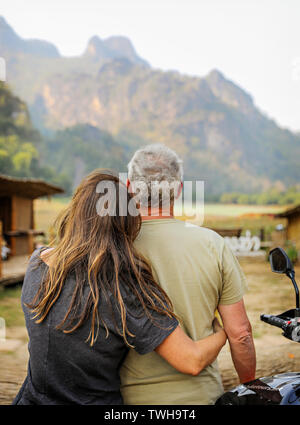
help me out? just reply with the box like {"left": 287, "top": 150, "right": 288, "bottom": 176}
{"left": 177, "top": 221, "right": 225, "bottom": 245}
{"left": 138, "top": 219, "right": 225, "bottom": 256}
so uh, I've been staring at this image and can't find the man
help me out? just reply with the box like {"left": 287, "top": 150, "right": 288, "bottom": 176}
{"left": 120, "top": 143, "right": 256, "bottom": 405}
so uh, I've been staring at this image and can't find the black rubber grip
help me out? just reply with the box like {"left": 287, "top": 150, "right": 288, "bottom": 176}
{"left": 260, "top": 314, "right": 287, "bottom": 329}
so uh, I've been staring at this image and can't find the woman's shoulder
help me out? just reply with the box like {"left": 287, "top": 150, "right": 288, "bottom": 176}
{"left": 24, "top": 246, "right": 49, "bottom": 280}
{"left": 21, "top": 247, "right": 48, "bottom": 302}
{"left": 28, "top": 246, "right": 46, "bottom": 263}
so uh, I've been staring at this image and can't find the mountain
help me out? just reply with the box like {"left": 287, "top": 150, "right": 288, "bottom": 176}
{"left": 1, "top": 16, "right": 299, "bottom": 195}
{"left": 84, "top": 35, "right": 148, "bottom": 67}
{"left": 0, "top": 16, "right": 59, "bottom": 58}
{"left": 41, "top": 124, "right": 129, "bottom": 190}
{"left": 0, "top": 81, "right": 63, "bottom": 185}
{"left": 0, "top": 82, "right": 129, "bottom": 192}
{"left": 0, "top": 80, "right": 37, "bottom": 138}
{"left": 28, "top": 62, "right": 300, "bottom": 193}
{"left": 0, "top": 16, "right": 148, "bottom": 104}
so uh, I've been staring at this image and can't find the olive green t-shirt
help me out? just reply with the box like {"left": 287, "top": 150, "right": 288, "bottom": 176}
{"left": 120, "top": 218, "right": 248, "bottom": 405}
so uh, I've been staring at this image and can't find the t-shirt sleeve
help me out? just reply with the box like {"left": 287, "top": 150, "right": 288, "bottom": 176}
{"left": 219, "top": 241, "right": 248, "bottom": 305}
{"left": 124, "top": 293, "right": 178, "bottom": 355}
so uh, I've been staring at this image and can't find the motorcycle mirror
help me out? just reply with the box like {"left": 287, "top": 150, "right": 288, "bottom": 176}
{"left": 269, "top": 247, "right": 300, "bottom": 314}
{"left": 269, "top": 247, "right": 294, "bottom": 275}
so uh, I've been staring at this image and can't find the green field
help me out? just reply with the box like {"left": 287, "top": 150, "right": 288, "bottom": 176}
{"left": 0, "top": 286, "right": 24, "bottom": 327}
{"left": 200, "top": 203, "right": 287, "bottom": 238}
{"left": 203, "top": 203, "right": 286, "bottom": 217}
{"left": 34, "top": 197, "right": 289, "bottom": 243}
{"left": 34, "top": 197, "right": 70, "bottom": 243}
{"left": 175, "top": 202, "right": 287, "bottom": 238}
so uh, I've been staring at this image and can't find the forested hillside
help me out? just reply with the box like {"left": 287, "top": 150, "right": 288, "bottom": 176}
{"left": 0, "top": 82, "right": 60, "bottom": 184}
{"left": 0, "top": 82, "right": 129, "bottom": 193}
{"left": 1, "top": 16, "right": 300, "bottom": 196}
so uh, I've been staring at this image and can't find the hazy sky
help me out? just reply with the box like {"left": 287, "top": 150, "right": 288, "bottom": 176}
{"left": 1, "top": 0, "right": 300, "bottom": 132}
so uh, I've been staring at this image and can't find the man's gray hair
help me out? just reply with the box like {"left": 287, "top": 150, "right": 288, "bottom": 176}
{"left": 127, "top": 143, "right": 183, "bottom": 208}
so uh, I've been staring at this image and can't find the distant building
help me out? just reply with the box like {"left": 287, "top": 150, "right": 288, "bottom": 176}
{"left": 0, "top": 174, "right": 63, "bottom": 281}
{"left": 276, "top": 204, "right": 300, "bottom": 252}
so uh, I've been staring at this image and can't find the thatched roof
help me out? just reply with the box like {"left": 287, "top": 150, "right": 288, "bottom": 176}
{"left": 276, "top": 204, "right": 300, "bottom": 218}
{"left": 0, "top": 174, "right": 64, "bottom": 199}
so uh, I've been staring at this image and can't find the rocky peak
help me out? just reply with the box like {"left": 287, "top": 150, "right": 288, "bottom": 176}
{"left": 205, "top": 68, "right": 254, "bottom": 114}
{"left": 84, "top": 34, "right": 148, "bottom": 66}
{"left": 0, "top": 15, "right": 60, "bottom": 58}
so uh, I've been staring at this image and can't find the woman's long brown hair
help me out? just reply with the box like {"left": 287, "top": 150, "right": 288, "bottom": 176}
{"left": 27, "top": 169, "right": 176, "bottom": 346}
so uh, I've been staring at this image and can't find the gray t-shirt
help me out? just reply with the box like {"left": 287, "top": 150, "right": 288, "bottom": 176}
{"left": 13, "top": 247, "right": 178, "bottom": 405}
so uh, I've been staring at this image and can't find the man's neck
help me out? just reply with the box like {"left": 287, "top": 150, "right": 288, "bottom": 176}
{"left": 140, "top": 206, "right": 174, "bottom": 221}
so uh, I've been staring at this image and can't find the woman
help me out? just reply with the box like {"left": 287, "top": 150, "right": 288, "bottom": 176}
{"left": 13, "top": 169, "right": 226, "bottom": 405}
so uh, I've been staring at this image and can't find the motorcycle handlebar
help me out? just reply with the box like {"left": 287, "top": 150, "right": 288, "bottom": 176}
{"left": 260, "top": 314, "right": 288, "bottom": 330}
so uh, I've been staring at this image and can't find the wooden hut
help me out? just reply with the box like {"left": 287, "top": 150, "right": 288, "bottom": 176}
{"left": 0, "top": 174, "right": 63, "bottom": 284}
{"left": 276, "top": 204, "right": 300, "bottom": 251}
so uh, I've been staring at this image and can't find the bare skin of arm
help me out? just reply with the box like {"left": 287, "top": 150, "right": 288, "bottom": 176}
{"left": 155, "top": 318, "right": 227, "bottom": 376}
{"left": 218, "top": 299, "right": 256, "bottom": 383}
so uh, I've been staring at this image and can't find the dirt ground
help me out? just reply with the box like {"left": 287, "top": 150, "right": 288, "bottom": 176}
{"left": 1, "top": 258, "right": 300, "bottom": 405}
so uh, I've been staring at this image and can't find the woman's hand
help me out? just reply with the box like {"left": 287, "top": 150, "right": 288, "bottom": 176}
{"left": 213, "top": 316, "right": 223, "bottom": 334}
{"left": 155, "top": 321, "right": 227, "bottom": 376}
{"left": 213, "top": 317, "right": 227, "bottom": 346}
{"left": 213, "top": 316, "right": 227, "bottom": 352}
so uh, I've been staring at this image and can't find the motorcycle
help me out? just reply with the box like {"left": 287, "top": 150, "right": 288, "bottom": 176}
{"left": 215, "top": 247, "right": 300, "bottom": 405}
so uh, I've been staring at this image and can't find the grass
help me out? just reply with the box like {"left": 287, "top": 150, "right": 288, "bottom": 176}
{"left": 0, "top": 286, "right": 25, "bottom": 328}
{"left": 35, "top": 197, "right": 289, "bottom": 241}
{"left": 34, "top": 196, "right": 71, "bottom": 243}
{"left": 240, "top": 259, "right": 300, "bottom": 339}
{"left": 177, "top": 203, "right": 288, "bottom": 239}
{"left": 203, "top": 203, "right": 286, "bottom": 217}
{"left": 202, "top": 214, "right": 285, "bottom": 238}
